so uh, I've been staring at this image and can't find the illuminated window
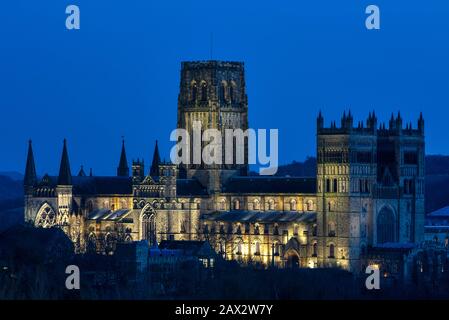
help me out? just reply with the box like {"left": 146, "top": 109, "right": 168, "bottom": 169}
{"left": 307, "top": 200, "right": 313, "bottom": 211}
{"left": 293, "top": 224, "right": 299, "bottom": 236}
{"left": 329, "top": 244, "right": 335, "bottom": 258}
{"left": 290, "top": 199, "right": 297, "bottom": 211}
{"left": 254, "top": 241, "right": 260, "bottom": 255}
{"left": 35, "top": 204, "right": 56, "bottom": 228}
{"left": 235, "top": 242, "right": 242, "bottom": 255}
{"left": 253, "top": 199, "right": 260, "bottom": 210}
{"left": 273, "top": 242, "right": 280, "bottom": 256}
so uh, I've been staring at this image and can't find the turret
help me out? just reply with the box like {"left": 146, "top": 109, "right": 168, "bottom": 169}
{"left": 418, "top": 112, "right": 424, "bottom": 135}
{"left": 78, "top": 165, "right": 86, "bottom": 177}
{"left": 396, "top": 111, "right": 403, "bottom": 133}
{"left": 132, "top": 158, "right": 145, "bottom": 183}
{"left": 58, "top": 139, "right": 72, "bottom": 185}
{"left": 367, "top": 110, "right": 377, "bottom": 131}
{"left": 317, "top": 111, "right": 324, "bottom": 130}
{"left": 24, "top": 140, "right": 37, "bottom": 190}
{"left": 57, "top": 139, "right": 73, "bottom": 225}
{"left": 150, "top": 140, "right": 161, "bottom": 177}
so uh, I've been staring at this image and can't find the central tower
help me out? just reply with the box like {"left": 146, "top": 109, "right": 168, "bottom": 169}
{"left": 177, "top": 61, "right": 249, "bottom": 192}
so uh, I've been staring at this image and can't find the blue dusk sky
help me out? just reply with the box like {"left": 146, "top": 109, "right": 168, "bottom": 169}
{"left": 0, "top": 0, "right": 448, "bottom": 176}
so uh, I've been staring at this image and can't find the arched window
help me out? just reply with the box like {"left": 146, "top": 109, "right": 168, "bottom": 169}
{"left": 290, "top": 199, "right": 297, "bottom": 211}
{"left": 142, "top": 208, "right": 156, "bottom": 246}
{"left": 201, "top": 82, "right": 208, "bottom": 101}
{"left": 104, "top": 233, "right": 115, "bottom": 255}
{"left": 220, "top": 199, "right": 226, "bottom": 211}
{"left": 253, "top": 199, "right": 260, "bottom": 210}
{"left": 87, "top": 233, "right": 97, "bottom": 253}
{"left": 377, "top": 206, "right": 396, "bottom": 244}
{"left": 312, "top": 242, "right": 318, "bottom": 256}
{"left": 35, "top": 204, "right": 56, "bottom": 228}
{"left": 191, "top": 82, "right": 197, "bottom": 101}
{"left": 268, "top": 199, "right": 275, "bottom": 210}
{"left": 307, "top": 200, "right": 313, "bottom": 211}
{"left": 219, "top": 241, "right": 226, "bottom": 257}
{"left": 293, "top": 224, "right": 299, "bottom": 236}
{"left": 254, "top": 241, "right": 260, "bottom": 255}
{"left": 236, "top": 241, "right": 242, "bottom": 255}
{"left": 329, "top": 244, "right": 335, "bottom": 258}
{"left": 233, "top": 199, "right": 240, "bottom": 210}
{"left": 229, "top": 84, "right": 235, "bottom": 102}
{"left": 180, "top": 220, "right": 187, "bottom": 233}
{"left": 273, "top": 242, "right": 280, "bottom": 256}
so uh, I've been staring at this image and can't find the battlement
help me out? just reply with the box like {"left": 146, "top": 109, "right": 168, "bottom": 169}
{"left": 317, "top": 110, "right": 424, "bottom": 137}
{"left": 181, "top": 60, "right": 244, "bottom": 71}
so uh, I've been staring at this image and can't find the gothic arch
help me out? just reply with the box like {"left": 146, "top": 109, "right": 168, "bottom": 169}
{"left": 377, "top": 205, "right": 396, "bottom": 244}
{"left": 140, "top": 203, "right": 157, "bottom": 246}
{"left": 87, "top": 232, "right": 97, "bottom": 253}
{"left": 35, "top": 202, "right": 57, "bottom": 228}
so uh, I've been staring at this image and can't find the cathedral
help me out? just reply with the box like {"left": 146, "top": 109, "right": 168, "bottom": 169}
{"left": 23, "top": 60, "right": 426, "bottom": 274}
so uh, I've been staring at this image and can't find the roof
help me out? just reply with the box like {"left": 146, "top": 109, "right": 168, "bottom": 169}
{"left": 201, "top": 210, "right": 317, "bottom": 223}
{"left": 87, "top": 208, "right": 135, "bottom": 221}
{"left": 428, "top": 206, "right": 449, "bottom": 217}
{"left": 176, "top": 179, "right": 208, "bottom": 196}
{"left": 222, "top": 176, "right": 316, "bottom": 194}
{"left": 37, "top": 175, "right": 133, "bottom": 195}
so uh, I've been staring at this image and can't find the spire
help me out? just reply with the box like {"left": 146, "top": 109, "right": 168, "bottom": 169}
{"left": 418, "top": 112, "right": 424, "bottom": 134}
{"left": 317, "top": 110, "right": 324, "bottom": 129}
{"left": 78, "top": 165, "right": 86, "bottom": 177}
{"left": 117, "top": 138, "right": 129, "bottom": 177}
{"left": 24, "top": 140, "right": 37, "bottom": 187}
{"left": 58, "top": 139, "right": 72, "bottom": 185}
{"left": 150, "top": 140, "right": 161, "bottom": 177}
